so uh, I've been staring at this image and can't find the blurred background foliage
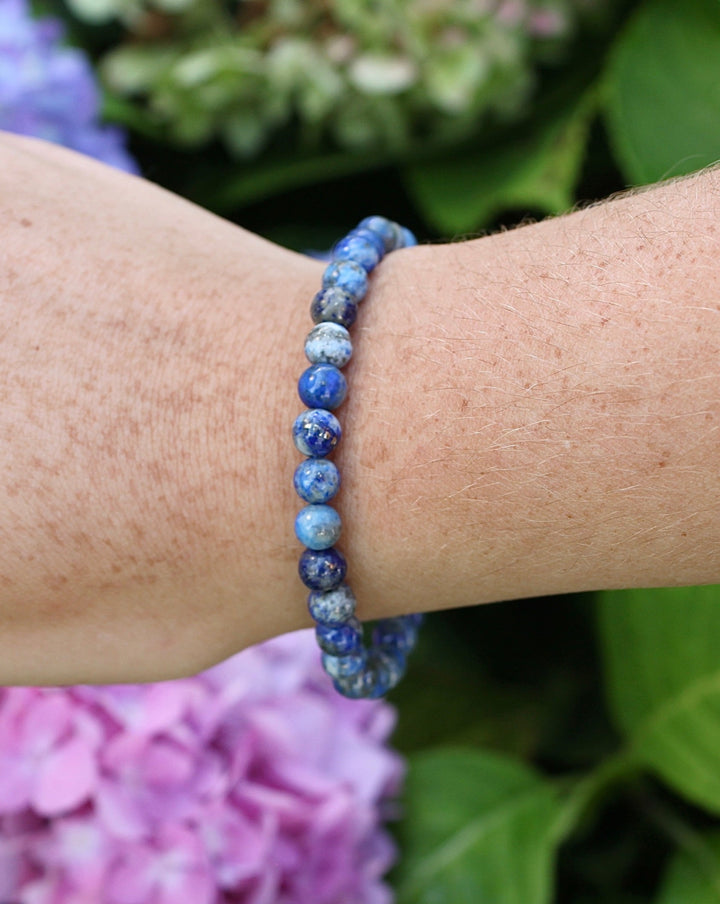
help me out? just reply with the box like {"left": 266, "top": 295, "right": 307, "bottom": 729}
{"left": 38, "top": 0, "right": 720, "bottom": 900}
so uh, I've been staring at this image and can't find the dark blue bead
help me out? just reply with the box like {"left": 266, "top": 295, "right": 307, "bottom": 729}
{"left": 310, "top": 287, "right": 358, "bottom": 328}
{"left": 298, "top": 546, "right": 347, "bottom": 591}
{"left": 316, "top": 616, "right": 363, "bottom": 656}
{"left": 292, "top": 408, "right": 341, "bottom": 458}
{"left": 293, "top": 458, "right": 340, "bottom": 504}
{"left": 298, "top": 363, "right": 347, "bottom": 410}
{"left": 332, "top": 233, "right": 381, "bottom": 273}
{"left": 322, "top": 260, "right": 368, "bottom": 302}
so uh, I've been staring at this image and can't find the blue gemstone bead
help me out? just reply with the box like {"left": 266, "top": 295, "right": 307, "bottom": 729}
{"left": 332, "top": 233, "right": 381, "bottom": 273}
{"left": 298, "top": 546, "right": 347, "bottom": 591}
{"left": 316, "top": 617, "right": 363, "bottom": 655}
{"left": 322, "top": 260, "right": 368, "bottom": 302}
{"left": 366, "top": 649, "right": 406, "bottom": 698}
{"left": 322, "top": 649, "right": 367, "bottom": 678}
{"left": 292, "top": 409, "right": 341, "bottom": 458}
{"left": 358, "top": 216, "right": 400, "bottom": 252}
{"left": 400, "top": 226, "right": 418, "bottom": 247}
{"left": 305, "top": 322, "right": 353, "bottom": 368}
{"left": 332, "top": 669, "right": 374, "bottom": 699}
{"left": 298, "top": 363, "right": 347, "bottom": 410}
{"left": 350, "top": 227, "right": 385, "bottom": 257}
{"left": 308, "top": 583, "right": 356, "bottom": 623}
{"left": 295, "top": 504, "right": 342, "bottom": 550}
{"left": 372, "top": 616, "right": 420, "bottom": 654}
{"left": 310, "top": 287, "right": 358, "bottom": 328}
{"left": 293, "top": 458, "right": 340, "bottom": 504}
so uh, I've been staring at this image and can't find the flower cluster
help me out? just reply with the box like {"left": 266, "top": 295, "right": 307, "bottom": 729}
{"left": 0, "top": 630, "right": 403, "bottom": 903}
{"left": 0, "top": 0, "right": 136, "bottom": 171}
{"left": 63, "top": 0, "right": 594, "bottom": 158}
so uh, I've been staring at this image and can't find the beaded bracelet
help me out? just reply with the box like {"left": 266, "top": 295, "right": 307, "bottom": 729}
{"left": 292, "top": 216, "right": 423, "bottom": 699}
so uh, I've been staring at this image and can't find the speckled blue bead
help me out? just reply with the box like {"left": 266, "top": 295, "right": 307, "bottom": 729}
{"left": 322, "top": 260, "right": 368, "bottom": 302}
{"left": 367, "top": 648, "right": 407, "bottom": 697}
{"left": 332, "top": 669, "right": 374, "bottom": 699}
{"left": 310, "top": 287, "right": 358, "bottom": 328}
{"left": 298, "top": 546, "right": 346, "bottom": 591}
{"left": 298, "top": 363, "right": 347, "bottom": 410}
{"left": 305, "top": 323, "right": 353, "bottom": 368}
{"left": 292, "top": 409, "right": 341, "bottom": 458}
{"left": 316, "top": 617, "right": 363, "bottom": 656}
{"left": 332, "top": 233, "right": 381, "bottom": 273}
{"left": 322, "top": 649, "right": 367, "bottom": 678}
{"left": 308, "top": 583, "right": 356, "bottom": 624}
{"left": 293, "top": 458, "right": 340, "bottom": 504}
{"left": 358, "top": 215, "right": 401, "bottom": 252}
{"left": 372, "top": 616, "right": 420, "bottom": 654}
{"left": 295, "top": 504, "right": 342, "bottom": 550}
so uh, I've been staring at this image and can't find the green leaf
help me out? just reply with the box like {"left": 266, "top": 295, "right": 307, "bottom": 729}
{"left": 603, "top": 0, "right": 720, "bottom": 186}
{"left": 395, "top": 747, "right": 562, "bottom": 904}
{"left": 402, "top": 89, "right": 597, "bottom": 236}
{"left": 598, "top": 585, "right": 720, "bottom": 812}
{"left": 655, "top": 830, "right": 720, "bottom": 903}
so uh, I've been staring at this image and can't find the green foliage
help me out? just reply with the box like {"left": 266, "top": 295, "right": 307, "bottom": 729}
{"left": 603, "top": 0, "right": 720, "bottom": 185}
{"left": 394, "top": 749, "right": 561, "bottom": 904}
{"left": 599, "top": 586, "right": 720, "bottom": 813}
{"left": 655, "top": 831, "right": 720, "bottom": 903}
{"left": 403, "top": 85, "right": 597, "bottom": 235}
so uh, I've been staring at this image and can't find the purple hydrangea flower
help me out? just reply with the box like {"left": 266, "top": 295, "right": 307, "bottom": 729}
{"left": 0, "top": 630, "right": 404, "bottom": 903}
{"left": 0, "top": 0, "right": 136, "bottom": 172}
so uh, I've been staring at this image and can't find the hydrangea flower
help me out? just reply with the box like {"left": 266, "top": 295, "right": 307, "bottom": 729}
{"left": 0, "top": 0, "right": 136, "bottom": 171}
{"left": 0, "top": 631, "right": 403, "bottom": 903}
{"left": 63, "top": 0, "right": 596, "bottom": 158}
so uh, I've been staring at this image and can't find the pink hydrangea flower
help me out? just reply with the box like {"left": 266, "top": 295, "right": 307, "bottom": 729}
{"left": 0, "top": 631, "right": 404, "bottom": 904}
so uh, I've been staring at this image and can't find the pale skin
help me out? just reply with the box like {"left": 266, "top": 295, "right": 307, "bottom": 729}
{"left": 1, "top": 131, "right": 719, "bottom": 686}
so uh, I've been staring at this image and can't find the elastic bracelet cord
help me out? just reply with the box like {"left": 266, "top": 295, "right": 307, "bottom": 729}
{"left": 292, "top": 216, "right": 423, "bottom": 700}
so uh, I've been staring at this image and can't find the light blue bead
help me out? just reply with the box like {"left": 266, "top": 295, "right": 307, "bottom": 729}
{"left": 358, "top": 215, "right": 400, "bottom": 252}
{"left": 310, "top": 287, "right": 358, "bottom": 328}
{"left": 298, "top": 363, "right": 347, "bottom": 410}
{"left": 295, "top": 504, "right": 342, "bottom": 550}
{"left": 322, "top": 260, "right": 368, "bottom": 302}
{"left": 323, "top": 649, "right": 367, "bottom": 679}
{"left": 294, "top": 458, "right": 340, "bottom": 504}
{"left": 308, "top": 583, "right": 356, "bottom": 623}
{"left": 400, "top": 226, "right": 418, "bottom": 247}
{"left": 292, "top": 408, "right": 341, "bottom": 457}
{"left": 305, "top": 322, "right": 353, "bottom": 368}
{"left": 332, "top": 233, "right": 381, "bottom": 272}
{"left": 351, "top": 227, "right": 385, "bottom": 257}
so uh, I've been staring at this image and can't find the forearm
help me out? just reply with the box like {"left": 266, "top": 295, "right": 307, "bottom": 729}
{"left": 1, "top": 133, "right": 719, "bottom": 685}
{"left": 0, "top": 133, "right": 323, "bottom": 683}
{"left": 349, "top": 168, "right": 720, "bottom": 618}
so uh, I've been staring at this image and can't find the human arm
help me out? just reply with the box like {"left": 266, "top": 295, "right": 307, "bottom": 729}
{"left": 1, "top": 131, "right": 718, "bottom": 685}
